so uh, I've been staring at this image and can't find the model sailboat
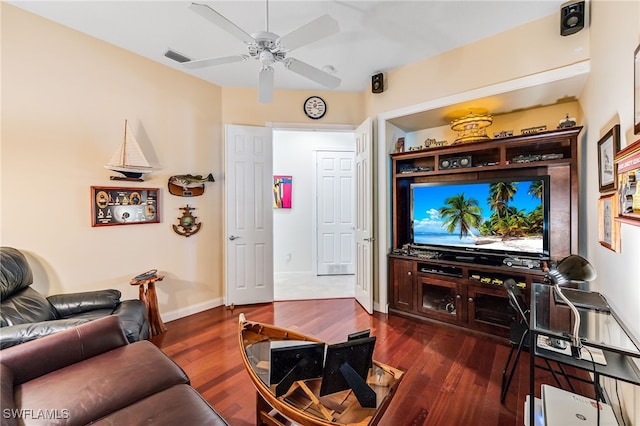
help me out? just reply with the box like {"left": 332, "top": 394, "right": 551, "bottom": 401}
{"left": 105, "top": 120, "right": 153, "bottom": 181}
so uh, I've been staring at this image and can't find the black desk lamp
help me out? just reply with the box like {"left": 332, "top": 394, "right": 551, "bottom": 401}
{"left": 548, "top": 254, "right": 597, "bottom": 358}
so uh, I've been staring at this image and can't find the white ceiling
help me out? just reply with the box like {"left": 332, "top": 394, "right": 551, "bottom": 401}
{"left": 10, "top": 0, "right": 569, "bottom": 93}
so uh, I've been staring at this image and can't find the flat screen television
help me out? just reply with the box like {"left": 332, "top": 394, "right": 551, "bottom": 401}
{"left": 410, "top": 176, "right": 550, "bottom": 259}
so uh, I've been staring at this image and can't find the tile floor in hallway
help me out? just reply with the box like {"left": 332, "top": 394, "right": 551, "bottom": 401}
{"left": 274, "top": 272, "right": 354, "bottom": 300}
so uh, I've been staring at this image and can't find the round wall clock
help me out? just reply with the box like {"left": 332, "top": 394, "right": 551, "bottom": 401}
{"left": 304, "top": 96, "right": 327, "bottom": 120}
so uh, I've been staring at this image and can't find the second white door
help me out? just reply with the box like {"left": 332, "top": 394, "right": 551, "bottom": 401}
{"left": 316, "top": 150, "right": 355, "bottom": 276}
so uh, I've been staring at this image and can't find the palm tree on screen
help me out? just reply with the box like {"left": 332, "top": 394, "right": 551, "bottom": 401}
{"left": 528, "top": 180, "right": 543, "bottom": 199}
{"left": 488, "top": 181, "right": 517, "bottom": 217}
{"left": 439, "top": 194, "right": 483, "bottom": 239}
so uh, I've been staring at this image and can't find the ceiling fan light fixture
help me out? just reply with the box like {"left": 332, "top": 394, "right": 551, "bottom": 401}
{"left": 258, "top": 66, "right": 275, "bottom": 103}
{"left": 259, "top": 50, "right": 275, "bottom": 65}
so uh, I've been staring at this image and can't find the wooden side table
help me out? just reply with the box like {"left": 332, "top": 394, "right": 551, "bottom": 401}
{"left": 130, "top": 274, "right": 167, "bottom": 337}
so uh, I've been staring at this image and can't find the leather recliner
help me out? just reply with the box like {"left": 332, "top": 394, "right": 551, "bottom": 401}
{"left": 0, "top": 246, "right": 149, "bottom": 349}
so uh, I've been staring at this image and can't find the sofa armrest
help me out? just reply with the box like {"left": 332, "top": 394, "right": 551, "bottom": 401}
{"left": 0, "top": 316, "right": 128, "bottom": 385}
{"left": 0, "top": 318, "right": 91, "bottom": 349}
{"left": 0, "top": 365, "right": 17, "bottom": 426}
{"left": 47, "top": 289, "right": 121, "bottom": 317}
{"left": 112, "top": 299, "right": 149, "bottom": 342}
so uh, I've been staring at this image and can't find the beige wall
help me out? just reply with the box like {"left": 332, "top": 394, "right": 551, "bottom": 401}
{"left": 403, "top": 102, "right": 581, "bottom": 149}
{"left": 579, "top": 1, "right": 640, "bottom": 423}
{"left": 364, "top": 13, "right": 589, "bottom": 117}
{"left": 1, "top": 4, "right": 226, "bottom": 319}
{"left": 221, "top": 87, "right": 365, "bottom": 126}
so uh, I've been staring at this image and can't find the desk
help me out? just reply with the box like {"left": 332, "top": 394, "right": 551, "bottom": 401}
{"left": 529, "top": 283, "right": 640, "bottom": 425}
{"left": 130, "top": 274, "right": 167, "bottom": 336}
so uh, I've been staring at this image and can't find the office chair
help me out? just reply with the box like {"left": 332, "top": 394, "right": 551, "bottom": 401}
{"left": 500, "top": 279, "right": 575, "bottom": 403}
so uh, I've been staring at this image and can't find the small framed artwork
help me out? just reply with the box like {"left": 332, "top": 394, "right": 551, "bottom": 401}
{"left": 597, "top": 125, "right": 620, "bottom": 192}
{"left": 635, "top": 43, "right": 640, "bottom": 134}
{"left": 598, "top": 193, "right": 620, "bottom": 252}
{"left": 91, "top": 186, "right": 159, "bottom": 227}
{"left": 273, "top": 176, "right": 292, "bottom": 209}
{"left": 615, "top": 138, "right": 640, "bottom": 225}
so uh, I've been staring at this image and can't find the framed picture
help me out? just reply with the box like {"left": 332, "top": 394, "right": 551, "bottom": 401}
{"left": 273, "top": 176, "right": 292, "bottom": 209}
{"left": 635, "top": 44, "right": 640, "bottom": 134}
{"left": 615, "top": 138, "right": 640, "bottom": 226}
{"left": 597, "top": 125, "right": 620, "bottom": 192}
{"left": 598, "top": 194, "right": 620, "bottom": 252}
{"left": 91, "top": 186, "right": 159, "bottom": 227}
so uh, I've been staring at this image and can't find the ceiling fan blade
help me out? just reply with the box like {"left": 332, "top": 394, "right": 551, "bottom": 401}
{"left": 285, "top": 59, "right": 341, "bottom": 89}
{"left": 258, "top": 67, "right": 275, "bottom": 103}
{"left": 182, "top": 55, "right": 247, "bottom": 69}
{"left": 189, "top": 2, "right": 255, "bottom": 45}
{"left": 278, "top": 14, "right": 340, "bottom": 51}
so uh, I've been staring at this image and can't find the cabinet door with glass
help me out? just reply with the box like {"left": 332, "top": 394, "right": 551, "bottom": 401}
{"left": 417, "top": 276, "right": 463, "bottom": 324}
{"left": 466, "top": 286, "right": 510, "bottom": 337}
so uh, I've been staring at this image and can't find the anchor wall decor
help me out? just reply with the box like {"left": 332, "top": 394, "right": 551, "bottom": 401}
{"left": 172, "top": 205, "right": 201, "bottom": 237}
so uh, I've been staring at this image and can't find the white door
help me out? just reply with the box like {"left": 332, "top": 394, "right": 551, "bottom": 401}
{"left": 316, "top": 150, "right": 356, "bottom": 275}
{"left": 225, "top": 124, "right": 274, "bottom": 306}
{"left": 355, "top": 118, "right": 374, "bottom": 313}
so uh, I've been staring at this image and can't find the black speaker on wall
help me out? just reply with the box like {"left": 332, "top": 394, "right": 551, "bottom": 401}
{"left": 560, "top": 0, "right": 586, "bottom": 36}
{"left": 372, "top": 73, "right": 384, "bottom": 94}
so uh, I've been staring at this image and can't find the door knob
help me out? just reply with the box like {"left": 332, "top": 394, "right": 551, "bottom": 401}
{"left": 228, "top": 235, "right": 240, "bottom": 241}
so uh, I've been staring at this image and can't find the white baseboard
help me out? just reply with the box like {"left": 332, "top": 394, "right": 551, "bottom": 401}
{"left": 160, "top": 297, "right": 225, "bottom": 323}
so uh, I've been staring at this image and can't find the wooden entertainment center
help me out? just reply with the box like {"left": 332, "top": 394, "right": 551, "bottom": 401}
{"left": 388, "top": 127, "right": 582, "bottom": 337}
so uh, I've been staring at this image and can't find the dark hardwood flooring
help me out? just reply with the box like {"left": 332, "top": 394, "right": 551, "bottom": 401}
{"left": 151, "top": 298, "right": 594, "bottom": 426}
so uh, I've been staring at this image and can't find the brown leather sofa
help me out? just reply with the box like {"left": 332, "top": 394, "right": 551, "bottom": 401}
{"left": 0, "top": 247, "right": 149, "bottom": 349}
{"left": 0, "top": 316, "right": 228, "bottom": 426}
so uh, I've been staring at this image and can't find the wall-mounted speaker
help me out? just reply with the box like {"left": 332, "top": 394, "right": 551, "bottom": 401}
{"left": 560, "top": 0, "right": 587, "bottom": 36}
{"left": 439, "top": 156, "right": 472, "bottom": 170}
{"left": 372, "top": 73, "right": 384, "bottom": 94}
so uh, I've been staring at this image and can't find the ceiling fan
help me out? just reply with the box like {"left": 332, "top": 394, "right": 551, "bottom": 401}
{"left": 166, "top": 1, "right": 342, "bottom": 103}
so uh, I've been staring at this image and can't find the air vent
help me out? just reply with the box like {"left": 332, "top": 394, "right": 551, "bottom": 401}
{"left": 164, "top": 49, "right": 192, "bottom": 63}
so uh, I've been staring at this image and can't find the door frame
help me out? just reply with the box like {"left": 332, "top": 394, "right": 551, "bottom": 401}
{"left": 311, "top": 146, "right": 356, "bottom": 276}
{"left": 270, "top": 123, "right": 357, "bottom": 284}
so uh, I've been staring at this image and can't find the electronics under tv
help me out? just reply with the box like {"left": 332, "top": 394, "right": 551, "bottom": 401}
{"left": 319, "top": 336, "right": 377, "bottom": 408}
{"left": 410, "top": 176, "right": 550, "bottom": 261}
{"left": 269, "top": 341, "right": 325, "bottom": 397}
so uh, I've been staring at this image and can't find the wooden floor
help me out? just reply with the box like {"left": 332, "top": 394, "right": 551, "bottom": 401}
{"left": 151, "top": 298, "right": 594, "bottom": 426}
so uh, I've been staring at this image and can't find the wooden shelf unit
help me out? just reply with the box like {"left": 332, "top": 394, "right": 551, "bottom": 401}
{"left": 388, "top": 127, "right": 582, "bottom": 336}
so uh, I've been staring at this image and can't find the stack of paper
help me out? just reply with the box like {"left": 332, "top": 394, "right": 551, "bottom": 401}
{"left": 542, "top": 385, "right": 618, "bottom": 425}
{"left": 524, "top": 395, "right": 544, "bottom": 426}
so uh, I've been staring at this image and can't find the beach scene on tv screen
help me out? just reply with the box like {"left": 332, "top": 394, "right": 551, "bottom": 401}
{"left": 412, "top": 180, "right": 545, "bottom": 254}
